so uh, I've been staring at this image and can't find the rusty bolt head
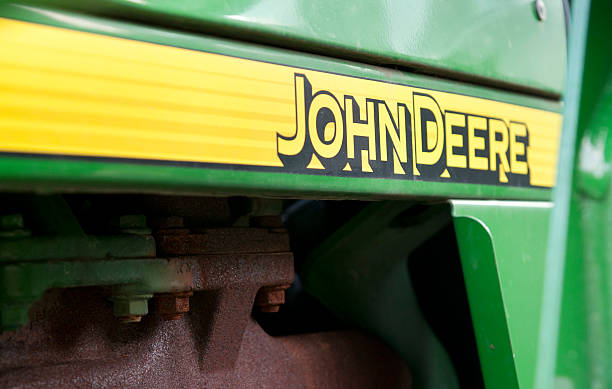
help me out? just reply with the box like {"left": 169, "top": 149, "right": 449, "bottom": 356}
{"left": 156, "top": 291, "right": 193, "bottom": 321}
{"left": 255, "top": 285, "right": 291, "bottom": 313}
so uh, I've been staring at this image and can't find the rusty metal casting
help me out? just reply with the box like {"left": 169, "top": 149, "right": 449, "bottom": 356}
{"left": 0, "top": 289, "right": 411, "bottom": 388}
{"left": 0, "top": 224, "right": 412, "bottom": 388}
{"left": 156, "top": 227, "right": 290, "bottom": 256}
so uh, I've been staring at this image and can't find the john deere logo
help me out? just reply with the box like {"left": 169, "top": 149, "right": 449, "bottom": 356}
{"left": 277, "top": 73, "right": 531, "bottom": 186}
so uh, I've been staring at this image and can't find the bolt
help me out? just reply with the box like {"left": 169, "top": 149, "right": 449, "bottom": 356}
{"left": 110, "top": 215, "right": 151, "bottom": 235}
{"left": 0, "top": 214, "right": 30, "bottom": 238}
{"left": 534, "top": 0, "right": 546, "bottom": 21}
{"left": 255, "top": 284, "right": 291, "bottom": 313}
{"left": 156, "top": 291, "right": 193, "bottom": 321}
{"left": 110, "top": 294, "right": 153, "bottom": 323}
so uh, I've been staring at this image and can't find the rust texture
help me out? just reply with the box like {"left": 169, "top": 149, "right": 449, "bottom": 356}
{"left": 0, "top": 289, "right": 411, "bottom": 388}
{"left": 157, "top": 227, "right": 291, "bottom": 256}
{"left": 156, "top": 291, "right": 193, "bottom": 321}
{"left": 0, "top": 224, "right": 411, "bottom": 388}
{"left": 255, "top": 284, "right": 291, "bottom": 313}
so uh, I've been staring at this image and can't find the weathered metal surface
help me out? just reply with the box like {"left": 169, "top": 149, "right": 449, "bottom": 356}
{"left": 157, "top": 228, "right": 291, "bottom": 256}
{"left": 0, "top": 287, "right": 411, "bottom": 388}
{"left": 0, "top": 249, "right": 295, "bottom": 330}
{"left": 0, "top": 197, "right": 296, "bottom": 352}
{"left": 0, "top": 209, "right": 295, "bottom": 331}
{"left": 0, "top": 235, "right": 409, "bottom": 388}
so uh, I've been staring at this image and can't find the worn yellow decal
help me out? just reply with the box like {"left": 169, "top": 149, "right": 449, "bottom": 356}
{"left": 0, "top": 18, "right": 561, "bottom": 187}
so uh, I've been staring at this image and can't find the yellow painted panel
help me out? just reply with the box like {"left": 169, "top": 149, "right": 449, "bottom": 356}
{"left": 0, "top": 18, "right": 561, "bottom": 187}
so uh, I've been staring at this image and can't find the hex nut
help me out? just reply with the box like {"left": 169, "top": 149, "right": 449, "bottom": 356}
{"left": 255, "top": 285, "right": 291, "bottom": 313}
{"left": 110, "top": 294, "right": 153, "bottom": 323}
{"left": 156, "top": 291, "right": 193, "bottom": 321}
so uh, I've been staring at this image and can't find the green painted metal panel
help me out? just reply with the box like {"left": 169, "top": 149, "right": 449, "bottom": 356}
{"left": 15, "top": 0, "right": 567, "bottom": 96}
{"left": 0, "top": 155, "right": 553, "bottom": 200}
{"left": 0, "top": 4, "right": 560, "bottom": 200}
{"left": 453, "top": 200, "right": 551, "bottom": 389}
{"left": 535, "top": 0, "right": 612, "bottom": 388}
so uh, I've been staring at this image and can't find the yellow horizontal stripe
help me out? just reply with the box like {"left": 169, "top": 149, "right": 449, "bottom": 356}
{"left": 0, "top": 49, "right": 295, "bottom": 103}
{"left": 0, "top": 92, "right": 292, "bottom": 133}
{"left": 0, "top": 17, "right": 561, "bottom": 187}
{"left": 0, "top": 120, "right": 282, "bottom": 166}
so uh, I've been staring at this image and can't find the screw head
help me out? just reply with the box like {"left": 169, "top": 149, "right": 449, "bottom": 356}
{"left": 534, "top": 0, "right": 546, "bottom": 21}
